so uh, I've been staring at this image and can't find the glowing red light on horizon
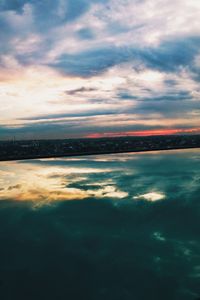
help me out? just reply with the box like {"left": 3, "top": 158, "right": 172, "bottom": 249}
{"left": 86, "top": 128, "right": 200, "bottom": 139}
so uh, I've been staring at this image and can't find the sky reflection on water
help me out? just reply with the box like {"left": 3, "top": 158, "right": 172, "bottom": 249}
{"left": 1, "top": 148, "right": 200, "bottom": 207}
{"left": 0, "top": 149, "right": 200, "bottom": 299}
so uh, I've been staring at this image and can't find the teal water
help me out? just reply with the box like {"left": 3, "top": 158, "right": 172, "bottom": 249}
{"left": 0, "top": 149, "right": 200, "bottom": 299}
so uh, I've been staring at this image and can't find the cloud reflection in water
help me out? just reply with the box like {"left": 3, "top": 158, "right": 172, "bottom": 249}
{"left": 0, "top": 149, "right": 200, "bottom": 299}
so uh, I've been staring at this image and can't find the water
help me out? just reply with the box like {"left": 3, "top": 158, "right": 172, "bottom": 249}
{"left": 0, "top": 149, "right": 200, "bottom": 299}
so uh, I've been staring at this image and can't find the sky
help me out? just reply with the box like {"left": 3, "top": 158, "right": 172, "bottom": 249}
{"left": 0, "top": 0, "right": 200, "bottom": 140}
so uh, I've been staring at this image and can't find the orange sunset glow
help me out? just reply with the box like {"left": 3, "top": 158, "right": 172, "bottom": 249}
{"left": 86, "top": 128, "right": 200, "bottom": 139}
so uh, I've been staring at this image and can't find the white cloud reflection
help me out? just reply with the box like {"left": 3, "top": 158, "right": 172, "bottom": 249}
{"left": 0, "top": 158, "right": 128, "bottom": 206}
{"left": 133, "top": 192, "right": 166, "bottom": 202}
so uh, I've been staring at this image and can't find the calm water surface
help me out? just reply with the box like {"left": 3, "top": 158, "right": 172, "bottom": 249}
{"left": 0, "top": 149, "right": 200, "bottom": 299}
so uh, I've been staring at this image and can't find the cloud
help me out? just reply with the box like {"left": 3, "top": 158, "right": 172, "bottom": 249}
{"left": 0, "top": 0, "right": 94, "bottom": 22}
{"left": 49, "top": 47, "right": 128, "bottom": 77}
{"left": 7, "top": 184, "right": 22, "bottom": 191}
{"left": 0, "top": 0, "right": 28, "bottom": 12}
{"left": 65, "top": 87, "right": 97, "bottom": 95}
{"left": 19, "top": 110, "right": 118, "bottom": 121}
{"left": 46, "top": 35, "right": 200, "bottom": 79}
{"left": 133, "top": 192, "right": 166, "bottom": 202}
{"left": 134, "top": 97, "right": 200, "bottom": 118}
{"left": 0, "top": 0, "right": 200, "bottom": 139}
{"left": 139, "top": 37, "right": 200, "bottom": 74}
{"left": 77, "top": 27, "right": 94, "bottom": 40}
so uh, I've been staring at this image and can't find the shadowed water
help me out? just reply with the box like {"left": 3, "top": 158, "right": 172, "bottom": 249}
{"left": 0, "top": 149, "right": 200, "bottom": 299}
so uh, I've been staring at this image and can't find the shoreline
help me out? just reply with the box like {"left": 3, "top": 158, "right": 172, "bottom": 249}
{"left": 1, "top": 145, "right": 200, "bottom": 162}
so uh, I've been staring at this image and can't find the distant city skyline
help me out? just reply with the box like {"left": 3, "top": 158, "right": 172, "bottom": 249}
{"left": 0, "top": 0, "right": 200, "bottom": 140}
